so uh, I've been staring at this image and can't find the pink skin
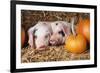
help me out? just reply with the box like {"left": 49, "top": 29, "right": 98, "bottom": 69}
{"left": 28, "top": 22, "right": 52, "bottom": 50}
{"left": 50, "top": 33, "right": 65, "bottom": 45}
{"left": 50, "top": 21, "right": 71, "bottom": 45}
{"left": 34, "top": 27, "right": 51, "bottom": 50}
{"left": 50, "top": 34, "right": 64, "bottom": 46}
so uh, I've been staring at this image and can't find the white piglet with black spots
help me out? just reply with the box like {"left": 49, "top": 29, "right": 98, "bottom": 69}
{"left": 50, "top": 18, "right": 74, "bottom": 45}
{"left": 28, "top": 21, "right": 52, "bottom": 50}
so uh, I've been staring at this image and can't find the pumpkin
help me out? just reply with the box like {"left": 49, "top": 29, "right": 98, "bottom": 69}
{"left": 65, "top": 34, "right": 87, "bottom": 54}
{"left": 76, "top": 17, "right": 90, "bottom": 42}
{"left": 21, "top": 27, "right": 25, "bottom": 47}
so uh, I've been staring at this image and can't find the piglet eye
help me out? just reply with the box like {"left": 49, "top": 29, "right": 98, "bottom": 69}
{"left": 56, "top": 23, "right": 58, "bottom": 25}
{"left": 58, "top": 30, "right": 65, "bottom": 37}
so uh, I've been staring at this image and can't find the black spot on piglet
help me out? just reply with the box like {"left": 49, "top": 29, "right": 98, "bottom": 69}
{"left": 58, "top": 30, "right": 65, "bottom": 37}
{"left": 33, "top": 29, "right": 38, "bottom": 39}
{"left": 33, "top": 29, "right": 37, "bottom": 34}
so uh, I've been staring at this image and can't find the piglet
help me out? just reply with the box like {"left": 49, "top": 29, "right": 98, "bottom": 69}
{"left": 28, "top": 21, "right": 52, "bottom": 50}
{"left": 50, "top": 18, "right": 74, "bottom": 45}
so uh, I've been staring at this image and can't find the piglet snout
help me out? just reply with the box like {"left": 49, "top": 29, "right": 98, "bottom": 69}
{"left": 39, "top": 45, "right": 46, "bottom": 48}
{"left": 50, "top": 40, "right": 57, "bottom": 45}
{"left": 50, "top": 40, "right": 56, "bottom": 45}
{"left": 36, "top": 45, "right": 47, "bottom": 50}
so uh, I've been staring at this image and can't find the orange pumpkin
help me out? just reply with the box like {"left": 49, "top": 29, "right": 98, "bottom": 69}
{"left": 21, "top": 27, "right": 25, "bottom": 47}
{"left": 76, "top": 17, "right": 90, "bottom": 42}
{"left": 65, "top": 34, "right": 87, "bottom": 54}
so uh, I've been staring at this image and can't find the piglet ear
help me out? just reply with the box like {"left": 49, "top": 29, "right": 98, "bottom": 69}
{"left": 62, "top": 24, "right": 71, "bottom": 37}
{"left": 32, "top": 35, "right": 36, "bottom": 49}
{"left": 32, "top": 29, "right": 38, "bottom": 49}
{"left": 28, "top": 27, "right": 36, "bottom": 49}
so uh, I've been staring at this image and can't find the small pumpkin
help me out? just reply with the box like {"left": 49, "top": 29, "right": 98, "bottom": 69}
{"left": 64, "top": 17, "right": 87, "bottom": 54}
{"left": 76, "top": 17, "right": 90, "bottom": 43}
{"left": 21, "top": 27, "right": 25, "bottom": 47}
{"left": 65, "top": 34, "right": 87, "bottom": 54}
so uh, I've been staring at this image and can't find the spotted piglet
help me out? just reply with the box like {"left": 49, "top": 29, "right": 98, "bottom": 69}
{"left": 28, "top": 21, "right": 52, "bottom": 50}
{"left": 50, "top": 18, "right": 74, "bottom": 45}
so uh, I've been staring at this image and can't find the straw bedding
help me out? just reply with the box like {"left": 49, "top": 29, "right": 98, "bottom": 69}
{"left": 21, "top": 10, "right": 90, "bottom": 63}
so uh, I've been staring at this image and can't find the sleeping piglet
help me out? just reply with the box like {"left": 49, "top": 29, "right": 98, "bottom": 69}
{"left": 28, "top": 21, "right": 52, "bottom": 50}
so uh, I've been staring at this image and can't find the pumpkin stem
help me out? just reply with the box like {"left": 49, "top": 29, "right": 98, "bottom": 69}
{"left": 71, "top": 17, "right": 76, "bottom": 36}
